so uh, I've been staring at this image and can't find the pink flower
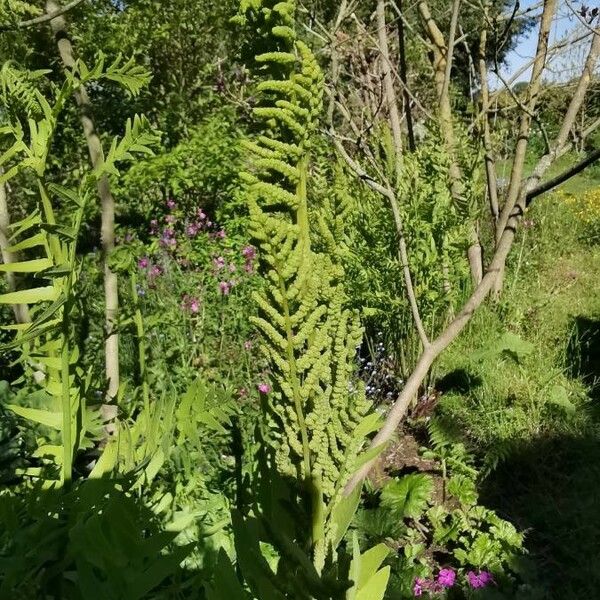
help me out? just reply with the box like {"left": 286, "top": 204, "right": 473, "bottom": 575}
{"left": 228, "top": 263, "right": 237, "bottom": 273}
{"left": 467, "top": 571, "right": 494, "bottom": 589}
{"left": 238, "top": 387, "right": 248, "bottom": 398}
{"left": 189, "top": 298, "right": 200, "bottom": 313}
{"left": 437, "top": 568, "right": 456, "bottom": 588}
{"left": 218, "top": 281, "right": 231, "bottom": 295}
{"left": 244, "top": 261, "right": 254, "bottom": 274}
{"left": 213, "top": 256, "right": 226, "bottom": 270}
{"left": 242, "top": 245, "right": 256, "bottom": 260}
{"left": 413, "top": 578, "right": 425, "bottom": 597}
{"left": 165, "top": 214, "right": 177, "bottom": 224}
{"left": 186, "top": 224, "right": 199, "bottom": 237}
{"left": 258, "top": 383, "right": 271, "bottom": 394}
{"left": 149, "top": 265, "right": 163, "bottom": 277}
{"left": 197, "top": 209, "right": 207, "bottom": 220}
{"left": 166, "top": 199, "right": 176, "bottom": 210}
{"left": 138, "top": 257, "right": 149, "bottom": 269}
{"left": 244, "top": 340, "right": 253, "bottom": 350}
{"left": 215, "top": 229, "right": 226, "bottom": 240}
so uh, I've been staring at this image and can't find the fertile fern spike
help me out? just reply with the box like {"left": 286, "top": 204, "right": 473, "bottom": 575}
{"left": 238, "top": 0, "right": 375, "bottom": 560}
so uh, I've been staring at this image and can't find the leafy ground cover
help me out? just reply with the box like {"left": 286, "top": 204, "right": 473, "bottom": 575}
{"left": 433, "top": 174, "right": 600, "bottom": 599}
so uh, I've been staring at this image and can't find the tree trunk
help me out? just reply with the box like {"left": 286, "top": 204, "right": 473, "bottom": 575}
{"left": 46, "top": 0, "right": 120, "bottom": 401}
{"left": 417, "top": 0, "right": 484, "bottom": 286}
{"left": 0, "top": 178, "right": 30, "bottom": 324}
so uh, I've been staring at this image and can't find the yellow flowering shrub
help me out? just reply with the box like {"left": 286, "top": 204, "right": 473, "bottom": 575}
{"left": 561, "top": 185, "right": 600, "bottom": 243}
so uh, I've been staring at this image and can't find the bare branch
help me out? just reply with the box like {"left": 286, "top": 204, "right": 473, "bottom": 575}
{"left": 0, "top": 0, "right": 85, "bottom": 31}
{"left": 477, "top": 12, "right": 499, "bottom": 224}
{"left": 526, "top": 147, "right": 600, "bottom": 204}
{"left": 332, "top": 134, "right": 431, "bottom": 349}
{"left": 376, "top": 0, "right": 404, "bottom": 181}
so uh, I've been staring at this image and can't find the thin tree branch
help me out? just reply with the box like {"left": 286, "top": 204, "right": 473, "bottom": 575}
{"left": 526, "top": 147, "right": 600, "bottom": 204}
{"left": 477, "top": 11, "right": 499, "bottom": 225}
{"left": 441, "top": 0, "right": 461, "bottom": 107}
{"left": 397, "top": 0, "right": 416, "bottom": 151}
{"left": 0, "top": 0, "right": 84, "bottom": 31}
{"left": 46, "top": 0, "right": 120, "bottom": 402}
{"left": 332, "top": 134, "right": 430, "bottom": 349}
{"left": 376, "top": 0, "right": 404, "bottom": 181}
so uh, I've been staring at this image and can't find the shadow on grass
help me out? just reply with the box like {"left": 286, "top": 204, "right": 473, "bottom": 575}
{"left": 566, "top": 316, "right": 600, "bottom": 401}
{"left": 481, "top": 315, "right": 600, "bottom": 599}
{"left": 481, "top": 434, "right": 600, "bottom": 599}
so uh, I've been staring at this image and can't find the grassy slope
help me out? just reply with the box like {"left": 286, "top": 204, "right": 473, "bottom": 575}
{"left": 436, "top": 164, "right": 600, "bottom": 598}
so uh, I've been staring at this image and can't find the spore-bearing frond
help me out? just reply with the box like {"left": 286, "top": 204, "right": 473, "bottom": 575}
{"left": 238, "top": 0, "right": 371, "bottom": 549}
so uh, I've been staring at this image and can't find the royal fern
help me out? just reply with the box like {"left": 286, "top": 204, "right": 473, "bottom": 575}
{"left": 236, "top": 0, "right": 385, "bottom": 581}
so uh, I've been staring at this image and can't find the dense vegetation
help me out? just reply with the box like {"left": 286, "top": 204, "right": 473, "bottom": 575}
{"left": 0, "top": 0, "right": 599, "bottom": 598}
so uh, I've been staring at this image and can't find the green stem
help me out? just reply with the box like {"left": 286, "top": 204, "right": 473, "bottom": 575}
{"left": 131, "top": 270, "right": 149, "bottom": 414}
{"left": 61, "top": 321, "right": 72, "bottom": 485}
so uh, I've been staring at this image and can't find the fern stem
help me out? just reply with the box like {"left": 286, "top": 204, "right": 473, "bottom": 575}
{"left": 61, "top": 319, "right": 72, "bottom": 485}
{"left": 130, "top": 270, "right": 149, "bottom": 414}
{"left": 277, "top": 265, "right": 311, "bottom": 480}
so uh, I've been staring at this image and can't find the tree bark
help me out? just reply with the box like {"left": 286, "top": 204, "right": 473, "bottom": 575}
{"left": 477, "top": 20, "right": 500, "bottom": 228}
{"left": 417, "top": 0, "right": 484, "bottom": 286}
{"left": 376, "top": 0, "right": 403, "bottom": 182}
{"left": 46, "top": 0, "right": 120, "bottom": 401}
{"left": 492, "top": 0, "right": 557, "bottom": 296}
{"left": 396, "top": 0, "right": 416, "bottom": 152}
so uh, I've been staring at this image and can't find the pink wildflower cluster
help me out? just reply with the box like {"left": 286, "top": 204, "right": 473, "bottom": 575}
{"left": 154, "top": 200, "right": 213, "bottom": 249}
{"left": 413, "top": 568, "right": 494, "bottom": 596}
{"left": 142, "top": 197, "right": 258, "bottom": 299}
{"left": 137, "top": 256, "right": 163, "bottom": 287}
{"left": 213, "top": 245, "right": 257, "bottom": 295}
{"left": 467, "top": 570, "right": 494, "bottom": 589}
{"left": 181, "top": 294, "right": 201, "bottom": 314}
{"left": 413, "top": 568, "right": 456, "bottom": 597}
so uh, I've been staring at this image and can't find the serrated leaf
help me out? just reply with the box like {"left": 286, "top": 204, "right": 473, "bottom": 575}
{"left": 47, "top": 183, "right": 83, "bottom": 207}
{"left": 381, "top": 473, "right": 433, "bottom": 519}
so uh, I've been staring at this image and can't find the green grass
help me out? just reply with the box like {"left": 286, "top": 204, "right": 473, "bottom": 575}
{"left": 434, "top": 167, "right": 600, "bottom": 598}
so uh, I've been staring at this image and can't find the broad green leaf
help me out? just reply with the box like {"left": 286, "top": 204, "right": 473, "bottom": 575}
{"left": 89, "top": 438, "right": 119, "bottom": 479}
{"left": 381, "top": 474, "right": 433, "bottom": 519}
{"left": 6, "top": 232, "right": 47, "bottom": 252}
{"left": 32, "top": 444, "right": 63, "bottom": 463}
{"left": 0, "top": 258, "right": 53, "bottom": 273}
{"left": 547, "top": 384, "right": 576, "bottom": 414}
{"left": 206, "top": 549, "right": 249, "bottom": 600}
{"left": 330, "top": 482, "right": 362, "bottom": 547}
{"left": 7, "top": 404, "right": 62, "bottom": 429}
{"left": 354, "top": 566, "right": 390, "bottom": 600}
{"left": 0, "top": 286, "right": 57, "bottom": 305}
{"left": 354, "top": 441, "right": 387, "bottom": 470}
{"left": 355, "top": 544, "right": 390, "bottom": 590}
